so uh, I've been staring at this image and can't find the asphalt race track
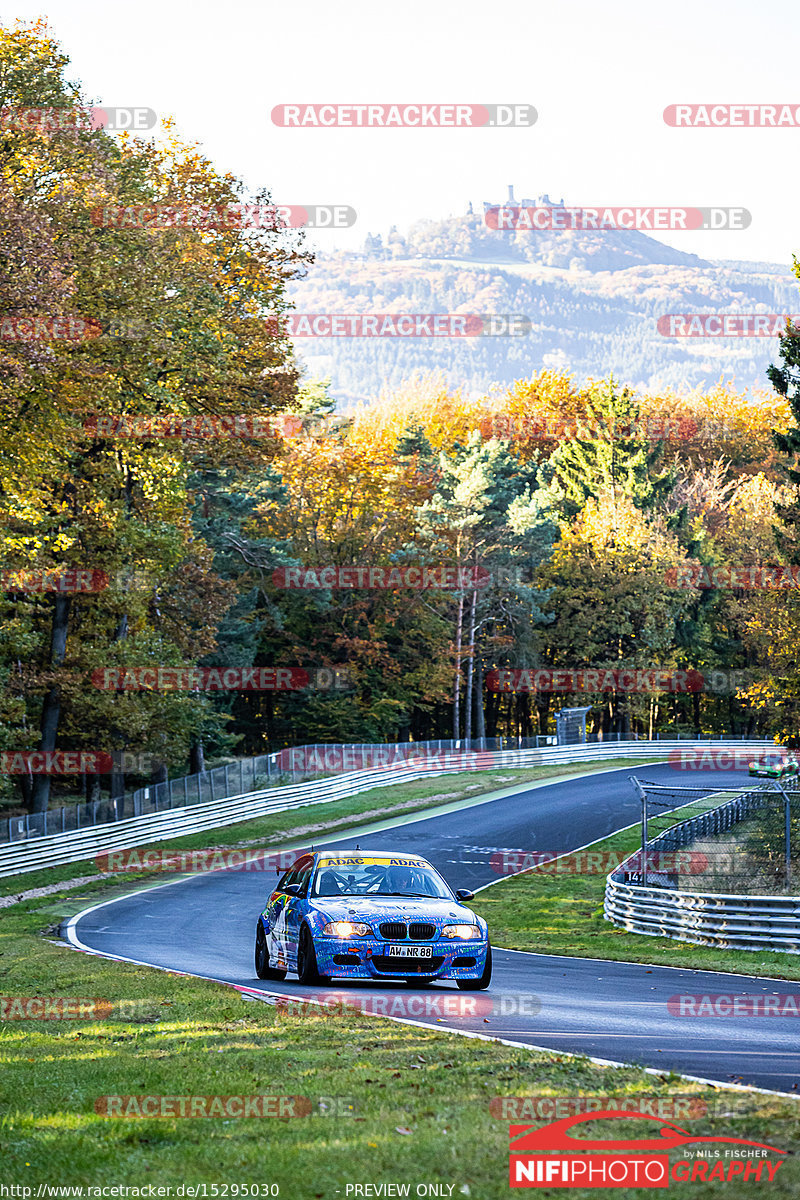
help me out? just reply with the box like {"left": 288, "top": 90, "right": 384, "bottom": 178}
{"left": 66, "top": 762, "right": 800, "bottom": 1093}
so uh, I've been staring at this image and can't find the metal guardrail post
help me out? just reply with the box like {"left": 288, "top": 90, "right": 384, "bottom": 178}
{"left": 770, "top": 779, "right": 793, "bottom": 893}
{"left": 788, "top": 797, "right": 792, "bottom": 893}
{"left": 631, "top": 776, "right": 648, "bottom": 886}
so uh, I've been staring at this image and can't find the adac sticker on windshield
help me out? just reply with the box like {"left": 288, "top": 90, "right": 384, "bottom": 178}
{"left": 319, "top": 857, "right": 367, "bottom": 867}
{"left": 318, "top": 856, "right": 428, "bottom": 868}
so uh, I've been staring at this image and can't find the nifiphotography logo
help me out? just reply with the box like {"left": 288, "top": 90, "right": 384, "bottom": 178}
{"left": 507, "top": 1110, "right": 786, "bottom": 1188}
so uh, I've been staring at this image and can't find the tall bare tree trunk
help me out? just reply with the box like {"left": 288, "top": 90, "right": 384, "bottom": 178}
{"left": 109, "top": 613, "right": 129, "bottom": 803}
{"left": 475, "top": 653, "right": 486, "bottom": 742}
{"left": 452, "top": 594, "right": 464, "bottom": 741}
{"left": 30, "top": 594, "right": 71, "bottom": 812}
{"left": 190, "top": 741, "right": 205, "bottom": 775}
{"left": 464, "top": 585, "right": 478, "bottom": 743}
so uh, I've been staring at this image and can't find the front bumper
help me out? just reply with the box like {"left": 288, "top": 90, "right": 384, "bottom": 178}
{"left": 313, "top": 934, "right": 488, "bottom": 980}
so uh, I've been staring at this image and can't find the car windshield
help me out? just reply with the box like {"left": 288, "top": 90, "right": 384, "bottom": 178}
{"left": 311, "top": 856, "right": 452, "bottom": 899}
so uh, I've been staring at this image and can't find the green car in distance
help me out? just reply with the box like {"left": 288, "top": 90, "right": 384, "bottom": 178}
{"left": 748, "top": 756, "right": 799, "bottom": 779}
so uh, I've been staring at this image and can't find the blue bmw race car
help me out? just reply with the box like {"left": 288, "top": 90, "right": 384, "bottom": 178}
{"left": 254, "top": 848, "right": 492, "bottom": 989}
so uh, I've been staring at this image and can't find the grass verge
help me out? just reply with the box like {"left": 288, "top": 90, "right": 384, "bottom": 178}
{"left": 1, "top": 893, "right": 799, "bottom": 1197}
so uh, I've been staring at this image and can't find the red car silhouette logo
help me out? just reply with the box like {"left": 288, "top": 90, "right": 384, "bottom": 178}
{"left": 510, "top": 1110, "right": 786, "bottom": 1155}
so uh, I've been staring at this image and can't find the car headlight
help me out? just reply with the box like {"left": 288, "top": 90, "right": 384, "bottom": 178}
{"left": 322, "top": 920, "right": 372, "bottom": 938}
{"left": 441, "top": 923, "right": 481, "bottom": 939}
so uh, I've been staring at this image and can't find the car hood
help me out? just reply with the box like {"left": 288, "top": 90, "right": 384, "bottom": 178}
{"left": 308, "top": 896, "right": 479, "bottom": 926}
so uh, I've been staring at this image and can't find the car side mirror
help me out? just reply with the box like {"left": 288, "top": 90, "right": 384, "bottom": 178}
{"left": 455, "top": 889, "right": 474, "bottom": 901}
{"left": 284, "top": 883, "right": 302, "bottom": 896}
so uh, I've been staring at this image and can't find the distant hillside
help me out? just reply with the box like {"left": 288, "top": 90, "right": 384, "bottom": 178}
{"left": 288, "top": 211, "right": 798, "bottom": 402}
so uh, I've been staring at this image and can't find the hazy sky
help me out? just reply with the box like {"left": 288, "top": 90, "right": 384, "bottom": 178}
{"left": 6, "top": 0, "right": 800, "bottom": 265}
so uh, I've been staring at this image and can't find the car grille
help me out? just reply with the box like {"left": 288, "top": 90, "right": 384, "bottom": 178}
{"left": 371, "top": 956, "right": 445, "bottom": 974}
{"left": 452, "top": 956, "right": 477, "bottom": 968}
{"left": 379, "top": 922, "right": 407, "bottom": 940}
{"left": 378, "top": 921, "right": 438, "bottom": 941}
{"left": 333, "top": 953, "right": 361, "bottom": 965}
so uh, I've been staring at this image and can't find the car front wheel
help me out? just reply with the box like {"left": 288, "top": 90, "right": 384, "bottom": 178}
{"left": 255, "top": 923, "right": 287, "bottom": 981}
{"left": 457, "top": 945, "right": 492, "bottom": 991}
{"left": 297, "top": 925, "right": 328, "bottom": 986}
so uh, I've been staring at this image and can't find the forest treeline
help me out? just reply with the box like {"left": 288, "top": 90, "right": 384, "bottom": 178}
{"left": 3, "top": 22, "right": 800, "bottom": 816}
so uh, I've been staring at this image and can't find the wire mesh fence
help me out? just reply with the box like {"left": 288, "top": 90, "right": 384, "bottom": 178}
{"left": 623, "top": 778, "right": 800, "bottom": 895}
{"left": 1, "top": 754, "right": 276, "bottom": 844}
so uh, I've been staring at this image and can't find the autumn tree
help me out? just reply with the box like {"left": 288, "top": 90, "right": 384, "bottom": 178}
{"left": 0, "top": 21, "right": 308, "bottom": 810}
{"left": 417, "top": 433, "right": 558, "bottom": 740}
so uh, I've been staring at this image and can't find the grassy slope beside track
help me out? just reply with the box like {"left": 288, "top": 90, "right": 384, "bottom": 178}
{"left": 2, "top": 759, "right": 800, "bottom": 1194}
{"left": 1, "top": 889, "right": 799, "bottom": 1197}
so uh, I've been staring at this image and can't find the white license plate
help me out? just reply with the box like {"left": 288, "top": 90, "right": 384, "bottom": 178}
{"left": 386, "top": 944, "right": 433, "bottom": 958}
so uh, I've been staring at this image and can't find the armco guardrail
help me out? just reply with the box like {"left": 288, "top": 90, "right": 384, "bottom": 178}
{"left": 2, "top": 753, "right": 278, "bottom": 844}
{"left": 3, "top": 737, "right": 561, "bottom": 843}
{"left": 0, "top": 739, "right": 776, "bottom": 880}
{"left": 1, "top": 731, "right": 772, "bottom": 844}
{"left": 604, "top": 778, "right": 800, "bottom": 953}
